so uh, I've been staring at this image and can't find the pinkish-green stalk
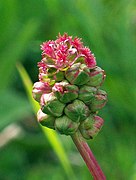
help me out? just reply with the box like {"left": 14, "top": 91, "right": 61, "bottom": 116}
{"left": 71, "top": 131, "right": 106, "bottom": 180}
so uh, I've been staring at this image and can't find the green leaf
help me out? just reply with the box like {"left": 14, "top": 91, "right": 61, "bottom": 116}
{"left": 0, "top": 90, "right": 31, "bottom": 131}
{"left": 16, "top": 63, "right": 76, "bottom": 180}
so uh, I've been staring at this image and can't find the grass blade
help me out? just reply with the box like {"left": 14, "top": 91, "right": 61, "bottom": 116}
{"left": 16, "top": 62, "right": 76, "bottom": 180}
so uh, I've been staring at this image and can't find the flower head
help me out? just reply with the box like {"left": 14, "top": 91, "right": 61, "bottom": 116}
{"left": 38, "top": 33, "right": 96, "bottom": 80}
{"left": 32, "top": 33, "right": 107, "bottom": 180}
{"left": 33, "top": 33, "right": 107, "bottom": 138}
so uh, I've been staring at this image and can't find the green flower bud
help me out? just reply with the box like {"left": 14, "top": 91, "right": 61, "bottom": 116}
{"left": 55, "top": 71, "right": 65, "bottom": 81}
{"left": 41, "top": 92, "right": 65, "bottom": 117}
{"left": 78, "top": 85, "right": 97, "bottom": 105}
{"left": 74, "top": 56, "right": 86, "bottom": 64}
{"left": 89, "top": 89, "right": 107, "bottom": 112}
{"left": 52, "top": 81, "right": 78, "bottom": 103}
{"left": 64, "top": 99, "right": 90, "bottom": 122}
{"left": 55, "top": 115, "right": 79, "bottom": 135}
{"left": 79, "top": 115, "right": 104, "bottom": 139}
{"left": 48, "top": 67, "right": 64, "bottom": 82}
{"left": 65, "top": 63, "right": 90, "bottom": 85}
{"left": 87, "top": 66, "right": 106, "bottom": 87}
{"left": 37, "top": 109, "right": 55, "bottom": 129}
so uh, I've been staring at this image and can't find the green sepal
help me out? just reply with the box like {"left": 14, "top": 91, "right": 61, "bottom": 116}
{"left": 78, "top": 85, "right": 97, "bottom": 105}
{"left": 89, "top": 89, "right": 107, "bottom": 112}
{"left": 79, "top": 115, "right": 104, "bottom": 139}
{"left": 74, "top": 56, "right": 86, "bottom": 64}
{"left": 53, "top": 81, "right": 79, "bottom": 103}
{"left": 42, "top": 93, "right": 65, "bottom": 117}
{"left": 37, "top": 109, "right": 55, "bottom": 129}
{"left": 64, "top": 99, "right": 90, "bottom": 122}
{"left": 65, "top": 63, "right": 90, "bottom": 85}
{"left": 87, "top": 66, "right": 105, "bottom": 87}
{"left": 55, "top": 71, "right": 65, "bottom": 81}
{"left": 55, "top": 115, "right": 79, "bottom": 135}
{"left": 48, "top": 68, "right": 65, "bottom": 82}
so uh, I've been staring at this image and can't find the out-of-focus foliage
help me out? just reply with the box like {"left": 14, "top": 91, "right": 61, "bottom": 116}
{"left": 0, "top": 0, "right": 136, "bottom": 179}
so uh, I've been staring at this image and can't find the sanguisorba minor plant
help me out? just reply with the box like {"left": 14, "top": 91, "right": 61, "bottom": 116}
{"left": 32, "top": 33, "right": 107, "bottom": 180}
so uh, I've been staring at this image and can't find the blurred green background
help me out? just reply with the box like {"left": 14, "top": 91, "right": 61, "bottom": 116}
{"left": 0, "top": 0, "right": 136, "bottom": 179}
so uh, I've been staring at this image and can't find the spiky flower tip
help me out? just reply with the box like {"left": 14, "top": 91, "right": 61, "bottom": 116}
{"left": 32, "top": 33, "right": 107, "bottom": 139}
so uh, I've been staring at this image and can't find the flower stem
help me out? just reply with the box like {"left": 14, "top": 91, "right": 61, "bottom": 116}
{"left": 71, "top": 130, "right": 106, "bottom": 180}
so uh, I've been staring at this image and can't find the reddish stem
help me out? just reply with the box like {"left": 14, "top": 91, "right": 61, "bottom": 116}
{"left": 71, "top": 131, "right": 106, "bottom": 180}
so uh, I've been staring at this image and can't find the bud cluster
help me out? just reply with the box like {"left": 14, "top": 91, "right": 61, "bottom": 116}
{"left": 32, "top": 33, "right": 107, "bottom": 139}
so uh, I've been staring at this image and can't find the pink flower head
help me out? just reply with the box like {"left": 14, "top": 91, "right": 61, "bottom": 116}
{"left": 56, "top": 33, "right": 72, "bottom": 44}
{"left": 71, "top": 37, "right": 83, "bottom": 49}
{"left": 38, "top": 33, "right": 96, "bottom": 81}
{"left": 80, "top": 47, "right": 96, "bottom": 68}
